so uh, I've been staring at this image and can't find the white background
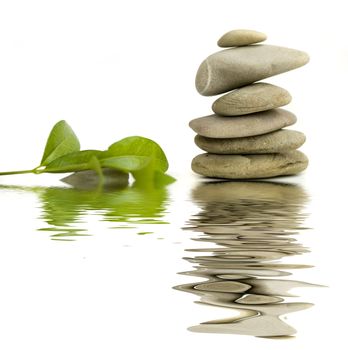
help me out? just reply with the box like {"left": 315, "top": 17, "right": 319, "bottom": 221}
{"left": 0, "top": 0, "right": 347, "bottom": 349}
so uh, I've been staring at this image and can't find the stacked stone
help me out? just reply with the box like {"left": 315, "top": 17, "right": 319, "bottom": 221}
{"left": 190, "top": 29, "right": 309, "bottom": 179}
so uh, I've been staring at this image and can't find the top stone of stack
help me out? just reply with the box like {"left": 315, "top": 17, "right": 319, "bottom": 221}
{"left": 196, "top": 30, "right": 309, "bottom": 96}
{"left": 217, "top": 29, "right": 267, "bottom": 47}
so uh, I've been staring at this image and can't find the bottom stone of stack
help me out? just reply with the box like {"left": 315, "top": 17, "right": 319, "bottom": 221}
{"left": 191, "top": 151, "right": 308, "bottom": 179}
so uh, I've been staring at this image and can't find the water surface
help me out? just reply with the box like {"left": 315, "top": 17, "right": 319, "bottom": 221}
{"left": 0, "top": 177, "right": 321, "bottom": 338}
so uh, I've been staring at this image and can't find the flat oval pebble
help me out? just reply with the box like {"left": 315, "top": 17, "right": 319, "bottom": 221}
{"left": 195, "top": 45, "right": 310, "bottom": 96}
{"left": 194, "top": 130, "right": 305, "bottom": 154}
{"left": 191, "top": 151, "right": 308, "bottom": 179}
{"left": 218, "top": 29, "right": 267, "bottom": 47}
{"left": 189, "top": 108, "right": 296, "bottom": 139}
{"left": 212, "top": 83, "right": 292, "bottom": 116}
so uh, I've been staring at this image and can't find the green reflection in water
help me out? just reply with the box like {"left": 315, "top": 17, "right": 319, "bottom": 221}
{"left": 0, "top": 181, "right": 170, "bottom": 241}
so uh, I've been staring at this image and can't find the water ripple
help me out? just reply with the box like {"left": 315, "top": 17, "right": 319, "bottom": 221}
{"left": 175, "top": 181, "right": 320, "bottom": 338}
{"left": 0, "top": 181, "right": 170, "bottom": 240}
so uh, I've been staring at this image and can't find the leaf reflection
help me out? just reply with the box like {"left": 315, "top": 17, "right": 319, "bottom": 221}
{"left": 0, "top": 175, "right": 169, "bottom": 240}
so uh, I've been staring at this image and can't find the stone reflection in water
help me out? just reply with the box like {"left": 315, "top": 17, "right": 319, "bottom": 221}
{"left": 0, "top": 180, "right": 169, "bottom": 240}
{"left": 175, "top": 181, "right": 319, "bottom": 338}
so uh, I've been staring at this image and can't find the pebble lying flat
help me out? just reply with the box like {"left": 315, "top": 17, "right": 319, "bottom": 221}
{"left": 194, "top": 130, "right": 305, "bottom": 154}
{"left": 189, "top": 108, "right": 296, "bottom": 139}
{"left": 191, "top": 151, "right": 308, "bottom": 179}
{"left": 212, "top": 83, "right": 292, "bottom": 116}
{"left": 217, "top": 29, "right": 267, "bottom": 47}
{"left": 195, "top": 45, "right": 309, "bottom": 96}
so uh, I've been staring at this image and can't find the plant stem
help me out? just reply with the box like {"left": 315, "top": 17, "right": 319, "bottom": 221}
{"left": 0, "top": 169, "right": 34, "bottom": 176}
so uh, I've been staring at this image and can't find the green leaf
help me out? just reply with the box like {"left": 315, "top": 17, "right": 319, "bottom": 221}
{"left": 104, "top": 136, "right": 169, "bottom": 172}
{"left": 100, "top": 155, "right": 151, "bottom": 173}
{"left": 0, "top": 120, "right": 175, "bottom": 186}
{"left": 154, "top": 171, "right": 176, "bottom": 185}
{"left": 40, "top": 120, "right": 80, "bottom": 166}
{"left": 43, "top": 150, "right": 102, "bottom": 173}
{"left": 88, "top": 155, "right": 104, "bottom": 183}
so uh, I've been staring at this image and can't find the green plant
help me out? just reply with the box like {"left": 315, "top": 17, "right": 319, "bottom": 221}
{"left": 0, "top": 120, "right": 175, "bottom": 185}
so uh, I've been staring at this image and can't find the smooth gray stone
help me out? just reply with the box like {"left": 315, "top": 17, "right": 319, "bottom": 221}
{"left": 196, "top": 45, "right": 310, "bottom": 96}
{"left": 218, "top": 29, "right": 267, "bottom": 47}
{"left": 212, "top": 83, "right": 292, "bottom": 116}
{"left": 191, "top": 151, "right": 308, "bottom": 179}
{"left": 189, "top": 108, "right": 296, "bottom": 139}
{"left": 194, "top": 130, "right": 305, "bottom": 154}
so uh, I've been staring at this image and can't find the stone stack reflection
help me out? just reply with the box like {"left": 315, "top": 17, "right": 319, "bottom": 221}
{"left": 175, "top": 182, "right": 320, "bottom": 337}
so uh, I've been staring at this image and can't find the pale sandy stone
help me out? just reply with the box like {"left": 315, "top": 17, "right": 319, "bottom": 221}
{"left": 189, "top": 108, "right": 296, "bottom": 139}
{"left": 191, "top": 151, "right": 308, "bottom": 179}
{"left": 195, "top": 45, "right": 310, "bottom": 96}
{"left": 218, "top": 29, "right": 267, "bottom": 47}
{"left": 212, "top": 83, "right": 291, "bottom": 116}
{"left": 194, "top": 130, "right": 305, "bottom": 154}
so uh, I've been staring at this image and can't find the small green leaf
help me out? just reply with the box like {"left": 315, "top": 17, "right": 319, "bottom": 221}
{"left": 88, "top": 155, "right": 104, "bottom": 184}
{"left": 40, "top": 120, "right": 80, "bottom": 166}
{"left": 61, "top": 168, "right": 129, "bottom": 190}
{"left": 100, "top": 155, "right": 151, "bottom": 173}
{"left": 0, "top": 120, "right": 175, "bottom": 186}
{"left": 43, "top": 150, "right": 102, "bottom": 173}
{"left": 154, "top": 171, "right": 176, "bottom": 185}
{"left": 131, "top": 161, "right": 155, "bottom": 185}
{"left": 104, "top": 136, "right": 169, "bottom": 172}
